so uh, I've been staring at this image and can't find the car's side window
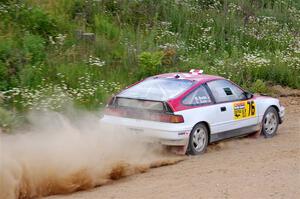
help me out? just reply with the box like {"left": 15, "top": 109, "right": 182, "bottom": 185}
{"left": 182, "top": 85, "right": 212, "bottom": 105}
{"left": 207, "top": 80, "right": 246, "bottom": 103}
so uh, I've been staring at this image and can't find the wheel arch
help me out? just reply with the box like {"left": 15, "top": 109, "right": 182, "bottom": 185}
{"left": 192, "top": 121, "right": 211, "bottom": 143}
{"left": 269, "top": 105, "right": 282, "bottom": 123}
{"left": 262, "top": 105, "right": 280, "bottom": 138}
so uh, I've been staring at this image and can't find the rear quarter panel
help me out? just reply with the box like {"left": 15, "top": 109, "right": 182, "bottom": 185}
{"left": 175, "top": 105, "right": 226, "bottom": 134}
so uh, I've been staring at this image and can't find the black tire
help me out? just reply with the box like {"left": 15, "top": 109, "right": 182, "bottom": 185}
{"left": 262, "top": 107, "right": 279, "bottom": 138}
{"left": 187, "top": 123, "right": 209, "bottom": 155}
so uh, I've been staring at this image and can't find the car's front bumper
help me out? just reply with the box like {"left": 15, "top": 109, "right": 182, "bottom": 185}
{"left": 279, "top": 106, "right": 285, "bottom": 124}
{"left": 100, "top": 115, "right": 191, "bottom": 146}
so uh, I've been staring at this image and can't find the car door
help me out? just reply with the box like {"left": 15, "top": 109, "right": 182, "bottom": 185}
{"left": 206, "top": 80, "right": 259, "bottom": 136}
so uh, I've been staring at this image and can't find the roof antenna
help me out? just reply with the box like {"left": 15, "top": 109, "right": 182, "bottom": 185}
{"left": 174, "top": 74, "right": 180, "bottom": 78}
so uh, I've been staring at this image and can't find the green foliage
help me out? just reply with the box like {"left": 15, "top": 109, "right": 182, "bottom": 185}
{"left": 19, "top": 65, "right": 46, "bottom": 88}
{"left": 19, "top": 7, "right": 57, "bottom": 36}
{"left": 0, "top": 62, "right": 8, "bottom": 90}
{"left": 0, "top": 38, "right": 14, "bottom": 61}
{"left": 23, "top": 34, "right": 46, "bottom": 64}
{"left": 0, "top": 1, "right": 58, "bottom": 37}
{"left": 0, "top": 0, "right": 299, "bottom": 113}
{"left": 94, "top": 14, "right": 120, "bottom": 40}
{"left": 0, "top": 107, "right": 17, "bottom": 130}
{"left": 138, "top": 51, "right": 164, "bottom": 78}
{"left": 0, "top": 38, "right": 20, "bottom": 89}
{"left": 0, "top": 61, "right": 10, "bottom": 90}
{"left": 250, "top": 79, "right": 269, "bottom": 94}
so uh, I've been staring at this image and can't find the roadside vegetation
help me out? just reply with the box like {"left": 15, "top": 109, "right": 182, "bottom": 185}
{"left": 0, "top": 0, "right": 299, "bottom": 130}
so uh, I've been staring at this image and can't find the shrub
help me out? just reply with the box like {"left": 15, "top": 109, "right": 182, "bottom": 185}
{"left": 16, "top": 5, "right": 58, "bottom": 37}
{"left": 23, "top": 34, "right": 46, "bottom": 64}
{"left": 138, "top": 51, "right": 164, "bottom": 79}
{"left": 250, "top": 79, "right": 269, "bottom": 94}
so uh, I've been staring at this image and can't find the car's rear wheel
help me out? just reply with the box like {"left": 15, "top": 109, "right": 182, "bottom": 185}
{"left": 187, "top": 123, "right": 208, "bottom": 155}
{"left": 262, "top": 107, "right": 279, "bottom": 138}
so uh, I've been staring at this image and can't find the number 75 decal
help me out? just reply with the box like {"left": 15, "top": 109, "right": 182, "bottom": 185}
{"left": 233, "top": 100, "right": 256, "bottom": 120}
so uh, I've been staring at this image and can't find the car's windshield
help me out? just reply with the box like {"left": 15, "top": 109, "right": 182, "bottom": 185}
{"left": 118, "top": 78, "right": 195, "bottom": 101}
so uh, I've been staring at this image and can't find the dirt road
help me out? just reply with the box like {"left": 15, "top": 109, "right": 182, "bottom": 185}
{"left": 48, "top": 97, "right": 300, "bottom": 199}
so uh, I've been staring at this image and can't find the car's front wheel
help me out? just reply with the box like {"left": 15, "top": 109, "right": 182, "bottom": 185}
{"left": 187, "top": 123, "right": 209, "bottom": 155}
{"left": 262, "top": 107, "right": 279, "bottom": 138}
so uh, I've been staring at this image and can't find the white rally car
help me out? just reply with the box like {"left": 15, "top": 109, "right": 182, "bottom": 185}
{"left": 101, "top": 70, "right": 285, "bottom": 155}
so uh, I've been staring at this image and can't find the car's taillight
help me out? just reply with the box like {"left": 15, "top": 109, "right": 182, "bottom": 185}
{"left": 158, "top": 114, "right": 184, "bottom": 123}
{"left": 104, "top": 108, "right": 184, "bottom": 123}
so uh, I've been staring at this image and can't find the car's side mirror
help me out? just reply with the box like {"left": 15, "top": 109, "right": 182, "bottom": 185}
{"left": 244, "top": 91, "right": 253, "bottom": 99}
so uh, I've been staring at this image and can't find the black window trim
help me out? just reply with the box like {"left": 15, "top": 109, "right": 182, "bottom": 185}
{"left": 205, "top": 79, "right": 250, "bottom": 104}
{"left": 180, "top": 79, "right": 253, "bottom": 107}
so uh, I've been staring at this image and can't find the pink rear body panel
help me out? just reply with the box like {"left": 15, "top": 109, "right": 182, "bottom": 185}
{"left": 159, "top": 73, "right": 223, "bottom": 112}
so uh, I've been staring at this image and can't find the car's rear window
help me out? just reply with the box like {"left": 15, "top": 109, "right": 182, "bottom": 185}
{"left": 116, "top": 98, "right": 164, "bottom": 111}
{"left": 118, "top": 78, "right": 195, "bottom": 101}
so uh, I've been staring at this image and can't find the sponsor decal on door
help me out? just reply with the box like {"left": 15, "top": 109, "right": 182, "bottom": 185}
{"left": 233, "top": 100, "right": 256, "bottom": 120}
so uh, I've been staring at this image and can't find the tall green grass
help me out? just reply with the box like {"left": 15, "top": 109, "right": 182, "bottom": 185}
{"left": 0, "top": 0, "right": 299, "bottom": 114}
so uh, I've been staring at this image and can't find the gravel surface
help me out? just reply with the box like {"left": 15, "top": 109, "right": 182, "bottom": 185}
{"left": 48, "top": 97, "right": 300, "bottom": 199}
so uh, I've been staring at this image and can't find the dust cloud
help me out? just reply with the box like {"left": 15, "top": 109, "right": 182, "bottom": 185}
{"left": 0, "top": 109, "right": 184, "bottom": 199}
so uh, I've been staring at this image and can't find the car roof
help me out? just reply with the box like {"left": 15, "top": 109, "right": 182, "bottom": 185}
{"left": 151, "top": 72, "right": 224, "bottom": 83}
